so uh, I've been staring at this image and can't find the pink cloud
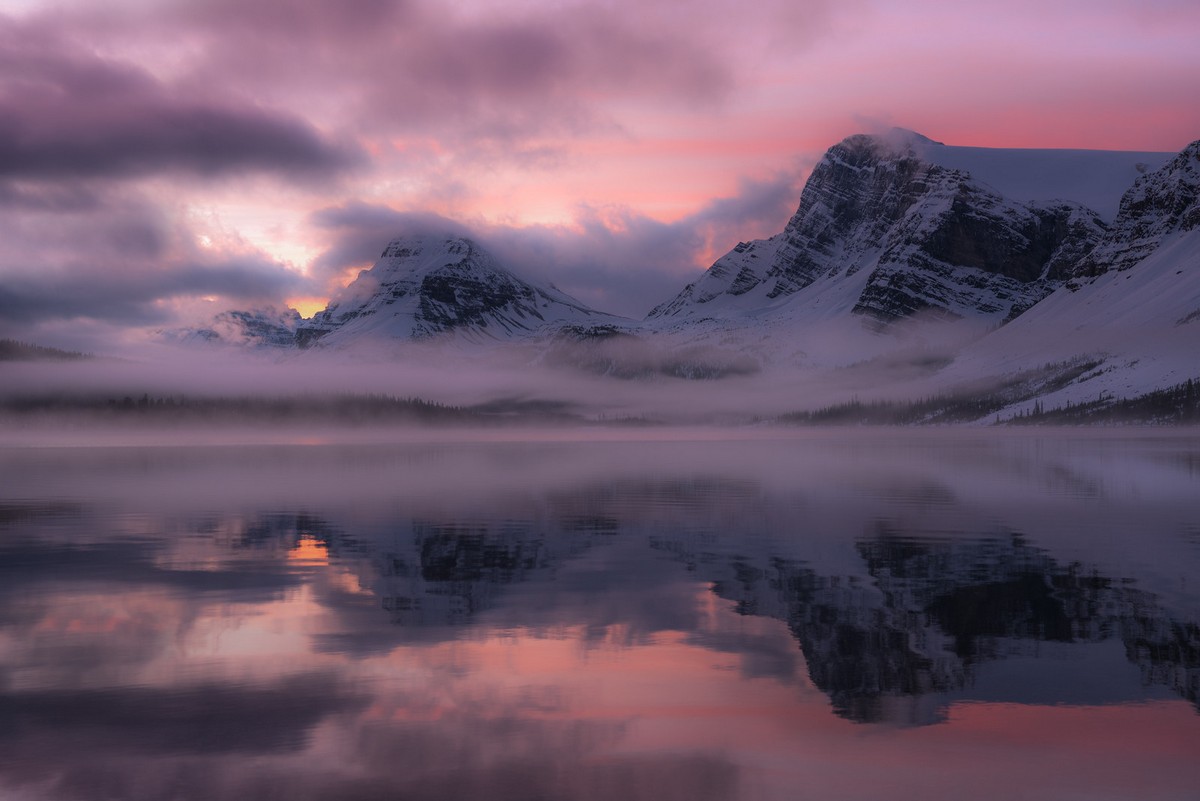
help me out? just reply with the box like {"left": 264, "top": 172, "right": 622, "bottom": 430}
{"left": 307, "top": 164, "right": 806, "bottom": 318}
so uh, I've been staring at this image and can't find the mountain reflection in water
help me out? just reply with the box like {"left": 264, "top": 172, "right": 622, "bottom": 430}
{"left": 1, "top": 431, "right": 1198, "bottom": 801}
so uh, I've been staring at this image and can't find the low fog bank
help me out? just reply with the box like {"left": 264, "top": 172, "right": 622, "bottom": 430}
{"left": 5, "top": 426, "right": 1199, "bottom": 514}
{"left": 0, "top": 325, "right": 965, "bottom": 428}
{"left": 0, "top": 352, "right": 985, "bottom": 438}
{"left": 3, "top": 307, "right": 1197, "bottom": 440}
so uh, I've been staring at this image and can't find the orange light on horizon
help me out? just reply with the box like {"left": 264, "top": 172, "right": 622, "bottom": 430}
{"left": 286, "top": 296, "right": 329, "bottom": 319}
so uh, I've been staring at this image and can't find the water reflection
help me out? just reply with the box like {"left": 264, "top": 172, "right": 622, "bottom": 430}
{"left": 725, "top": 533, "right": 1200, "bottom": 724}
{"left": 1, "top": 431, "right": 1199, "bottom": 800}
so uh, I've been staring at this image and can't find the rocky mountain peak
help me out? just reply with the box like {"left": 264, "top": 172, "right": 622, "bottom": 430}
{"left": 1072, "top": 139, "right": 1200, "bottom": 277}
{"left": 650, "top": 131, "right": 1105, "bottom": 324}
{"left": 292, "top": 231, "right": 618, "bottom": 346}
{"left": 831, "top": 129, "right": 944, "bottom": 160}
{"left": 1129, "top": 140, "right": 1200, "bottom": 232}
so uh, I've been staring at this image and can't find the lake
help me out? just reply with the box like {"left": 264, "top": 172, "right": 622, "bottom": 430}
{"left": 1, "top": 428, "right": 1198, "bottom": 800}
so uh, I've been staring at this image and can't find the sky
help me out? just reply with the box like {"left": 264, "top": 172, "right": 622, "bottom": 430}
{"left": 1, "top": 0, "right": 1198, "bottom": 350}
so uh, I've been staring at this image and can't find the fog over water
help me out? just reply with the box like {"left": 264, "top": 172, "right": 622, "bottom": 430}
{"left": 0, "top": 313, "right": 1038, "bottom": 431}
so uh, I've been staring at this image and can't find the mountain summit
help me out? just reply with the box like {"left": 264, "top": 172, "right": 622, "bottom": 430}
{"left": 297, "top": 234, "right": 621, "bottom": 347}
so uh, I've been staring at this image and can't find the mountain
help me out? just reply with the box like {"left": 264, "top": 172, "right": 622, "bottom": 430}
{"left": 631, "top": 130, "right": 1200, "bottom": 415}
{"left": 648, "top": 131, "right": 1168, "bottom": 327}
{"left": 192, "top": 234, "right": 626, "bottom": 349}
{"left": 942, "top": 140, "right": 1200, "bottom": 411}
{"left": 299, "top": 234, "right": 625, "bottom": 347}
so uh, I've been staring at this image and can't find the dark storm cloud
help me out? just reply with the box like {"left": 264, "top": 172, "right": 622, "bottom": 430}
{"left": 308, "top": 166, "right": 806, "bottom": 316}
{"left": 374, "top": 10, "right": 732, "bottom": 128}
{"left": 0, "top": 17, "right": 360, "bottom": 182}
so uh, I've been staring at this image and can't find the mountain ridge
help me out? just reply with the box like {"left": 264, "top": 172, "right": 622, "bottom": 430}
{"left": 175, "top": 130, "right": 1198, "bottom": 420}
{"left": 648, "top": 131, "right": 1124, "bottom": 325}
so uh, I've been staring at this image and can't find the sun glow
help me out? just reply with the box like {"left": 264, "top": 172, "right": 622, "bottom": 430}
{"left": 286, "top": 296, "right": 328, "bottom": 319}
{"left": 288, "top": 536, "right": 331, "bottom": 565}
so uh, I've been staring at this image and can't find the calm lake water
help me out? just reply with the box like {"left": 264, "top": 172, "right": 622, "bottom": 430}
{"left": 1, "top": 429, "right": 1198, "bottom": 801}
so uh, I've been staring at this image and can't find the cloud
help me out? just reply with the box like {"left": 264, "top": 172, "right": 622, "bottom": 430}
{"left": 0, "top": 182, "right": 103, "bottom": 212}
{"left": 0, "top": 537, "right": 303, "bottom": 602}
{"left": 0, "top": 19, "right": 335, "bottom": 346}
{"left": 0, "top": 188, "right": 309, "bottom": 341}
{"left": 480, "top": 166, "right": 810, "bottom": 317}
{"left": 0, "top": 16, "right": 360, "bottom": 182}
{"left": 0, "top": 259, "right": 306, "bottom": 329}
{"left": 307, "top": 165, "right": 807, "bottom": 317}
{"left": 184, "top": 0, "right": 413, "bottom": 40}
{"left": 307, "top": 203, "right": 472, "bottom": 287}
{"left": 0, "top": 673, "right": 365, "bottom": 755}
{"left": 19, "top": 0, "right": 738, "bottom": 170}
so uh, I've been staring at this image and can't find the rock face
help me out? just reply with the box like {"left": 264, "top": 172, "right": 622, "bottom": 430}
{"left": 1072, "top": 141, "right": 1200, "bottom": 277}
{"left": 649, "top": 132, "right": 1106, "bottom": 324}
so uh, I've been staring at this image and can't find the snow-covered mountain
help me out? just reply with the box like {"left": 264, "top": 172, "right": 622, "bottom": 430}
{"left": 195, "top": 234, "right": 626, "bottom": 349}
{"left": 942, "top": 140, "right": 1200, "bottom": 412}
{"left": 624, "top": 130, "right": 1200, "bottom": 415}
{"left": 298, "top": 234, "right": 625, "bottom": 347}
{"left": 648, "top": 131, "right": 1165, "bottom": 327}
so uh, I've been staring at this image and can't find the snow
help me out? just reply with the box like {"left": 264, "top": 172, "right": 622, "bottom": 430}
{"left": 944, "top": 228, "right": 1200, "bottom": 406}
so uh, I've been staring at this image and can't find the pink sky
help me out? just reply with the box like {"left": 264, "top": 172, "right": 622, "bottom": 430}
{"left": 1, "top": 0, "right": 1198, "bottom": 344}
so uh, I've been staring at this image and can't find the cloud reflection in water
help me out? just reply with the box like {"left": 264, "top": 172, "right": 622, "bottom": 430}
{"left": 0, "top": 432, "right": 1198, "bottom": 800}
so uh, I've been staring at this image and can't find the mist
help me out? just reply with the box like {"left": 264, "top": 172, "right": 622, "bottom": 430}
{"left": 0, "top": 317, "right": 1020, "bottom": 438}
{"left": 4, "top": 276, "right": 1198, "bottom": 444}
